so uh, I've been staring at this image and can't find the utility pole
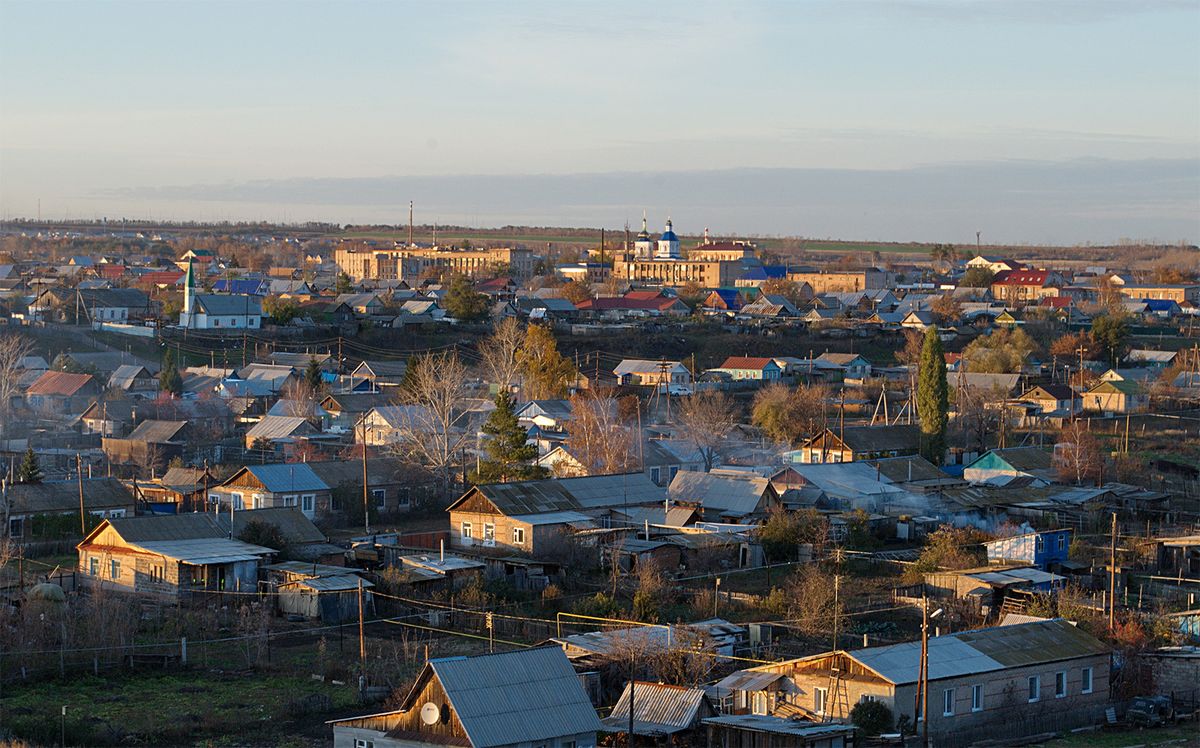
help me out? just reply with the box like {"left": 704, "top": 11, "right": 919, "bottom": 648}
{"left": 76, "top": 453, "right": 86, "bottom": 534}
{"left": 1109, "top": 512, "right": 1118, "bottom": 632}
{"left": 915, "top": 596, "right": 927, "bottom": 745}
{"left": 408, "top": 201, "right": 414, "bottom": 247}
{"left": 357, "top": 578, "right": 366, "bottom": 669}
{"left": 360, "top": 414, "right": 371, "bottom": 535}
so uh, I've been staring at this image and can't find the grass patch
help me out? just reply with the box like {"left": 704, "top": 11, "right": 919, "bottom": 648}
{"left": 1039, "top": 724, "right": 1200, "bottom": 747}
{"left": 0, "top": 669, "right": 358, "bottom": 746}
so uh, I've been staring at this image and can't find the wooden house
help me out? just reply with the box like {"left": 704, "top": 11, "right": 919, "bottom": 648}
{"left": 795, "top": 425, "right": 921, "bottom": 464}
{"left": 77, "top": 514, "right": 275, "bottom": 599}
{"left": 329, "top": 646, "right": 602, "bottom": 748}
{"left": 4, "top": 477, "right": 135, "bottom": 544}
{"left": 207, "top": 463, "right": 333, "bottom": 519}
{"left": 1082, "top": 380, "right": 1149, "bottom": 415}
{"left": 24, "top": 371, "right": 102, "bottom": 415}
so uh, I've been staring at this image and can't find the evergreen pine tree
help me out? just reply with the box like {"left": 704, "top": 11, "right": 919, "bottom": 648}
{"left": 17, "top": 446, "right": 43, "bottom": 484}
{"left": 916, "top": 326, "right": 949, "bottom": 465}
{"left": 470, "top": 392, "right": 547, "bottom": 484}
{"left": 159, "top": 349, "right": 183, "bottom": 397}
{"left": 305, "top": 358, "right": 324, "bottom": 392}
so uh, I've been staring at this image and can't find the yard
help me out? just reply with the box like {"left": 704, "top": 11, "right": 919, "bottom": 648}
{"left": 1039, "top": 724, "right": 1200, "bottom": 747}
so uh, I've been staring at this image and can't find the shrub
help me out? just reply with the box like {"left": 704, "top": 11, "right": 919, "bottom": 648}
{"left": 850, "top": 699, "right": 894, "bottom": 735}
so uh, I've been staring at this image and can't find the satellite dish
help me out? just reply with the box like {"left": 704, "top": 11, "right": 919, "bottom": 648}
{"left": 420, "top": 702, "right": 440, "bottom": 725}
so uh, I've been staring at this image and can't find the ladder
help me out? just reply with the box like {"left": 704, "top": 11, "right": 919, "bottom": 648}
{"left": 825, "top": 668, "right": 851, "bottom": 723}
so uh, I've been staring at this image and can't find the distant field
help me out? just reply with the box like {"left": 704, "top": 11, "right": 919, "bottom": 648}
{"left": 336, "top": 230, "right": 935, "bottom": 256}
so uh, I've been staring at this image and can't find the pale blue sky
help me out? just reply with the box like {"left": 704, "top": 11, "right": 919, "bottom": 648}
{"left": 1, "top": 0, "right": 1197, "bottom": 243}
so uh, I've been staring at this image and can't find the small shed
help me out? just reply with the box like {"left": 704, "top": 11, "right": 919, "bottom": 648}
{"left": 268, "top": 561, "right": 373, "bottom": 623}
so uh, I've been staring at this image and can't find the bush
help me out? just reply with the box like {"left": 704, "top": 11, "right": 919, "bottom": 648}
{"left": 851, "top": 699, "right": 894, "bottom": 735}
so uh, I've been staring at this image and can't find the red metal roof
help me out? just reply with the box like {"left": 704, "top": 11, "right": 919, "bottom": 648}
{"left": 26, "top": 370, "right": 95, "bottom": 396}
{"left": 717, "top": 356, "right": 776, "bottom": 370}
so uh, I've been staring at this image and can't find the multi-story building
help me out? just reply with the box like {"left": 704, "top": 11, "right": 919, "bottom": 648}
{"left": 786, "top": 269, "right": 891, "bottom": 293}
{"left": 334, "top": 245, "right": 535, "bottom": 282}
{"left": 1118, "top": 284, "right": 1200, "bottom": 305}
{"left": 613, "top": 257, "right": 741, "bottom": 287}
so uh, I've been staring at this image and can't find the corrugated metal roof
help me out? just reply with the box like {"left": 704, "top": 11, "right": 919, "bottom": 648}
{"left": 289, "top": 575, "right": 373, "bottom": 592}
{"left": 702, "top": 715, "right": 855, "bottom": 737}
{"left": 668, "top": 471, "right": 770, "bottom": 517}
{"left": 102, "top": 513, "right": 226, "bottom": 542}
{"left": 244, "top": 416, "right": 313, "bottom": 441}
{"left": 406, "top": 647, "right": 602, "bottom": 748}
{"left": 714, "top": 671, "right": 785, "bottom": 692}
{"left": 135, "top": 537, "right": 275, "bottom": 564}
{"left": 601, "top": 682, "right": 711, "bottom": 735}
{"left": 125, "top": 419, "right": 187, "bottom": 443}
{"left": 243, "top": 463, "right": 329, "bottom": 493}
{"left": 849, "top": 619, "right": 1106, "bottom": 685}
{"left": 464, "top": 473, "right": 664, "bottom": 516}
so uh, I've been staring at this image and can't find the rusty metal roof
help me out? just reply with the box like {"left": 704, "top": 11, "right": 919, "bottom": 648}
{"left": 601, "top": 681, "right": 713, "bottom": 735}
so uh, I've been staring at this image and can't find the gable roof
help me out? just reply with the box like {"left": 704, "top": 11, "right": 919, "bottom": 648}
{"left": 82, "top": 514, "right": 277, "bottom": 564}
{"left": 716, "top": 356, "right": 777, "bottom": 371}
{"left": 237, "top": 463, "right": 330, "bottom": 493}
{"left": 125, "top": 419, "right": 188, "bottom": 443}
{"left": 450, "top": 473, "right": 664, "bottom": 516}
{"left": 396, "top": 647, "right": 602, "bottom": 747}
{"left": 244, "top": 415, "right": 316, "bottom": 441}
{"left": 602, "top": 682, "right": 713, "bottom": 735}
{"left": 216, "top": 507, "right": 326, "bottom": 545}
{"left": 26, "top": 370, "right": 95, "bottom": 396}
{"left": 808, "top": 424, "right": 921, "bottom": 454}
{"left": 193, "top": 293, "right": 263, "bottom": 316}
{"left": 847, "top": 619, "right": 1107, "bottom": 685}
{"left": 668, "top": 471, "right": 773, "bottom": 517}
{"left": 8, "top": 477, "right": 133, "bottom": 515}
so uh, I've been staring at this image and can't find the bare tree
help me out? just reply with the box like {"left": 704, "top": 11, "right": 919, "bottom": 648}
{"left": 279, "top": 377, "right": 321, "bottom": 421}
{"left": 478, "top": 317, "right": 525, "bottom": 395}
{"left": 0, "top": 332, "right": 33, "bottom": 438}
{"left": 674, "top": 390, "right": 737, "bottom": 471}
{"left": 390, "top": 352, "right": 470, "bottom": 493}
{"left": 565, "top": 391, "right": 639, "bottom": 474}
{"left": 1054, "top": 420, "right": 1104, "bottom": 485}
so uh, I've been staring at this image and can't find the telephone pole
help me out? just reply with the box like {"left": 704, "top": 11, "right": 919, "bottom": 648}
{"left": 1109, "top": 512, "right": 1118, "bottom": 632}
{"left": 76, "top": 453, "right": 86, "bottom": 534}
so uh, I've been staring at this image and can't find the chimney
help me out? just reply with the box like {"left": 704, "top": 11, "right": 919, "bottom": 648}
{"left": 439, "top": 538, "right": 445, "bottom": 563}
{"left": 703, "top": 227, "right": 710, "bottom": 244}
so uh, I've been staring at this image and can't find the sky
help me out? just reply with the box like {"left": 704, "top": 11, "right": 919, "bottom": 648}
{"left": 1, "top": 0, "right": 1197, "bottom": 244}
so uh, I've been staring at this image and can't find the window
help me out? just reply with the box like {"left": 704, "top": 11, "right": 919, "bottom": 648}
{"left": 461, "top": 522, "right": 473, "bottom": 540}
{"left": 1028, "top": 676, "right": 1040, "bottom": 702}
{"left": 283, "top": 495, "right": 297, "bottom": 507}
{"left": 814, "top": 687, "right": 828, "bottom": 715}
{"left": 110, "top": 559, "right": 121, "bottom": 579}
{"left": 650, "top": 467, "right": 661, "bottom": 484}
{"left": 483, "top": 524, "right": 495, "bottom": 541}
{"left": 252, "top": 493, "right": 265, "bottom": 509}
{"left": 669, "top": 466, "right": 679, "bottom": 479}
{"left": 1055, "top": 671, "right": 1066, "bottom": 698}
{"left": 231, "top": 492, "right": 243, "bottom": 510}
{"left": 354, "top": 740, "right": 374, "bottom": 748}
{"left": 752, "top": 691, "right": 770, "bottom": 715}
{"left": 89, "top": 557, "right": 99, "bottom": 576}
{"left": 301, "top": 494, "right": 314, "bottom": 513}
{"left": 971, "top": 684, "right": 983, "bottom": 712}
{"left": 373, "top": 489, "right": 386, "bottom": 509}
{"left": 8, "top": 517, "right": 23, "bottom": 538}
{"left": 1036, "top": 535, "right": 1045, "bottom": 553}
{"left": 943, "top": 688, "right": 954, "bottom": 717}
{"left": 1081, "top": 667, "right": 1093, "bottom": 694}
{"left": 562, "top": 742, "right": 576, "bottom": 748}
{"left": 512, "top": 527, "right": 525, "bottom": 545}
{"left": 1057, "top": 534, "right": 1067, "bottom": 551}
{"left": 397, "top": 487, "right": 411, "bottom": 507}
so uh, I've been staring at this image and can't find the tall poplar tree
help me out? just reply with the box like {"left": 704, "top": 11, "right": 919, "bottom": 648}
{"left": 916, "top": 326, "right": 948, "bottom": 465}
{"left": 159, "top": 349, "right": 183, "bottom": 397}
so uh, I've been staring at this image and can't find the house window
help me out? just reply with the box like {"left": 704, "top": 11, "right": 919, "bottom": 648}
{"left": 1055, "top": 671, "right": 1066, "bottom": 698}
{"left": 373, "top": 489, "right": 386, "bottom": 509}
{"left": 669, "top": 466, "right": 679, "bottom": 479}
{"left": 110, "top": 559, "right": 121, "bottom": 579}
{"left": 513, "top": 527, "right": 525, "bottom": 545}
{"left": 1081, "top": 667, "right": 1093, "bottom": 694}
{"left": 483, "top": 524, "right": 495, "bottom": 541}
{"left": 1036, "top": 536, "right": 1045, "bottom": 553}
{"left": 461, "top": 522, "right": 473, "bottom": 540}
{"left": 971, "top": 684, "right": 983, "bottom": 712}
{"left": 213, "top": 319, "right": 220, "bottom": 327}
{"left": 814, "top": 687, "right": 828, "bottom": 714}
{"left": 301, "top": 495, "right": 314, "bottom": 513}
{"left": 354, "top": 740, "right": 374, "bottom": 748}
{"left": 650, "top": 467, "right": 661, "bottom": 484}
{"left": 8, "top": 517, "right": 22, "bottom": 538}
{"left": 89, "top": 557, "right": 99, "bottom": 576}
{"left": 231, "top": 492, "right": 243, "bottom": 510}
{"left": 1057, "top": 534, "right": 1067, "bottom": 551}
{"left": 751, "top": 691, "right": 769, "bottom": 715}
{"left": 943, "top": 688, "right": 954, "bottom": 716}
{"left": 252, "top": 493, "right": 265, "bottom": 509}
{"left": 283, "top": 495, "right": 297, "bottom": 507}
{"left": 1028, "top": 676, "right": 1040, "bottom": 702}
{"left": 397, "top": 487, "right": 411, "bottom": 507}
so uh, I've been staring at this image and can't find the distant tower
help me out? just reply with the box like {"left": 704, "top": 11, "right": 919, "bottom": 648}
{"left": 656, "top": 217, "right": 680, "bottom": 259}
{"left": 634, "top": 211, "right": 654, "bottom": 259}
{"left": 181, "top": 257, "right": 195, "bottom": 328}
